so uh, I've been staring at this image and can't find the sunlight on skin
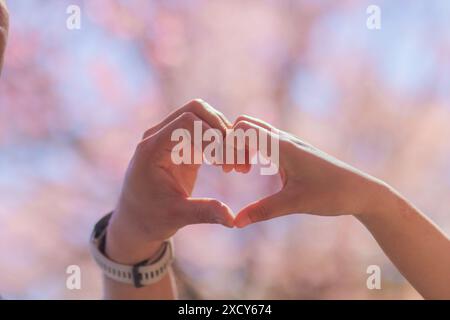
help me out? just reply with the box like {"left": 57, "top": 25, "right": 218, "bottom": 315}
{"left": 2, "top": 0, "right": 450, "bottom": 299}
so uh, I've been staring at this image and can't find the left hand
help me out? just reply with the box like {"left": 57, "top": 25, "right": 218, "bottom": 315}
{"left": 106, "top": 100, "right": 240, "bottom": 264}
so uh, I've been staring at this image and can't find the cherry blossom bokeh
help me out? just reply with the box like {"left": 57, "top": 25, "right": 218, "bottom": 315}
{"left": 1, "top": 0, "right": 450, "bottom": 299}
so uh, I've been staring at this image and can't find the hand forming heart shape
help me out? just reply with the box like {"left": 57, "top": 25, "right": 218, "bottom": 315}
{"left": 98, "top": 98, "right": 450, "bottom": 301}
{"left": 105, "top": 99, "right": 384, "bottom": 264}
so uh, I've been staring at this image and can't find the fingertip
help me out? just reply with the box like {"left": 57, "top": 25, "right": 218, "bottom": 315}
{"left": 241, "top": 164, "right": 252, "bottom": 173}
{"left": 233, "top": 164, "right": 251, "bottom": 174}
{"left": 222, "top": 217, "right": 235, "bottom": 228}
{"left": 222, "top": 164, "right": 233, "bottom": 173}
{"left": 233, "top": 165, "right": 243, "bottom": 173}
{"left": 233, "top": 212, "right": 252, "bottom": 228}
{"left": 217, "top": 202, "right": 235, "bottom": 228}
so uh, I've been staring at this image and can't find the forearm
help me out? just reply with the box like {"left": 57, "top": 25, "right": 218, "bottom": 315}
{"left": 357, "top": 184, "right": 450, "bottom": 299}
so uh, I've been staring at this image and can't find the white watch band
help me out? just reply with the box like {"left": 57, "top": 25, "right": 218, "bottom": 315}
{"left": 90, "top": 213, "right": 175, "bottom": 288}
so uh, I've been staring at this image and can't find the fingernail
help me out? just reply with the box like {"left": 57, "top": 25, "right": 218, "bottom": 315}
{"left": 216, "top": 216, "right": 233, "bottom": 228}
{"left": 234, "top": 215, "right": 251, "bottom": 228}
{"left": 222, "top": 219, "right": 234, "bottom": 228}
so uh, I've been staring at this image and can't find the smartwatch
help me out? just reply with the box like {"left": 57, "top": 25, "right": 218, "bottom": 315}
{"left": 90, "top": 213, "right": 175, "bottom": 288}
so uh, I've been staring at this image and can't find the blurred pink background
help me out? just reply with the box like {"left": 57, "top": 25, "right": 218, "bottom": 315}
{"left": 1, "top": 0, "right": 450, "bottom": 299}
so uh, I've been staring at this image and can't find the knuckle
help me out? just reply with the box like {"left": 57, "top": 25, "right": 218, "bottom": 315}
{"left": 235, "top": 115, "right": 250, "bottom": 124}
{"left": 193, "top": 206, "right": 210, "bottom": 223}
{"left": 217, "top": 110, "right": 225, "bottom": 117}
{"left": 234, "top": 120, "right": 251, "bottom": 130}
{"left": 142, "top": 128, "right": 154, "bottom": 139}
{"left": 187, "top": 99, "right": 207, "bottom": 112}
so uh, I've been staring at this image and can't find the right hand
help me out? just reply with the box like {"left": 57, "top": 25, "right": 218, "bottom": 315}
{"left": 106, "top": 100, "right": 238, "bottom": 263}
{"left": 233, "top": 115, "right": 391, "bottom": 228}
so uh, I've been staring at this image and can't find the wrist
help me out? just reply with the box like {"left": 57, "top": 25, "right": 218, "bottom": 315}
{"left": 356, "top": 180, "right": 401, "bottom": 222}
{"left": 105, "top": 215, "right": 165, "bottom": 264}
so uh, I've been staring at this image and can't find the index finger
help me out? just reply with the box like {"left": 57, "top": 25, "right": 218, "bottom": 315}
{"left": 142, "top": 99, "right": 231, "bottom": 139}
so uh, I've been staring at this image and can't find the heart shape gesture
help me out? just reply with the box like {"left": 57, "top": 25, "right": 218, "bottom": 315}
{"left": 105, "top": 99, "right": 384, "bottom": 265}
{"left": 102, "top": 100, "right": 449, "bottom": 301}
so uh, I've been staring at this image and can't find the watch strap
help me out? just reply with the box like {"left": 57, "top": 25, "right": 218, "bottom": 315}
{"left": 90, "top": 213, "right": 174, "bottom": 288}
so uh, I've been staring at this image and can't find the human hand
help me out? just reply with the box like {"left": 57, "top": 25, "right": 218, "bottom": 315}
{"left": 233, "top": 115, "right": 390, "bottom": 228}
{"left": 106, "top": 100, "right": 238, "bottom": 264}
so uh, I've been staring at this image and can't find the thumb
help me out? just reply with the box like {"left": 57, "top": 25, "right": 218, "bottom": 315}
{"left": 234, "top": 191, "right": 293, "bottom": 228}
{"left": 183, "top": 198, "right": 235, "bottom": 228}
